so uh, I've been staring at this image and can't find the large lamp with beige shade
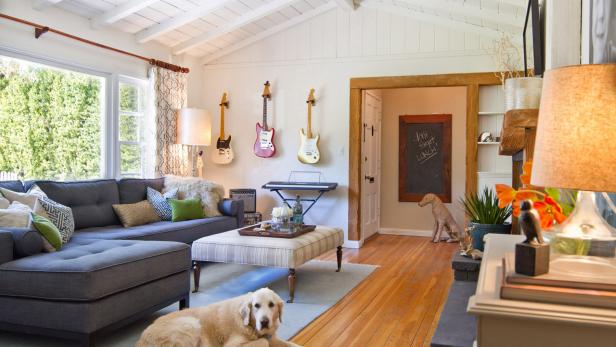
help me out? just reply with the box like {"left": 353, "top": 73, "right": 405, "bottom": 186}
{"left": 177, "top": 108, "right": 212, "bottom": 177}
{"left": 532, "top": 64, "right": 616, "bottom": 263}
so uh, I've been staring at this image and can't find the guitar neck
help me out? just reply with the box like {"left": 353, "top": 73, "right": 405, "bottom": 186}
{"left": 220, "top": 105, "right": 225, "bottom": 139}
{"left": 262, "top": 97, "right": 268, "bottom": 130}
{"left": 307, "top": 102, "right": 312, "bottom": 138}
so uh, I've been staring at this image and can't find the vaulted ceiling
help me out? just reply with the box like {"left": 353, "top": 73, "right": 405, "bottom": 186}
{"left": 34, "top": 0, "right": 528, "bottom": 62}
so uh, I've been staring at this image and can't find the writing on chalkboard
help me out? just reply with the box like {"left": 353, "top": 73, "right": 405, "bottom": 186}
{"left": 415, "top": 130, "right": 439, "bottom": 164}
{"left": 399, "top": 114, "right": 452, "bottom": 203}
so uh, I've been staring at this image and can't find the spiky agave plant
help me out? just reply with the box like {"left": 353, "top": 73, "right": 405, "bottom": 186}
{"left": 461, "top": 187, "right": 512, "bottom": 224}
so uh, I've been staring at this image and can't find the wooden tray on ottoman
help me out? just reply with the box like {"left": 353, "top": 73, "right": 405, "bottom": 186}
{"left": 238, "top": 224, "right": 316, "bottom": 238}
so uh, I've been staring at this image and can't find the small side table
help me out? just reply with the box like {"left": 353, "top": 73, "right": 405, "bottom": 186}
{"left": 468, "top": 234, "right": 616, "bottom": 347}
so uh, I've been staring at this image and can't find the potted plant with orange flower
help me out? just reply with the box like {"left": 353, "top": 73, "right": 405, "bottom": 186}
{"left": 496, "top": 161, "right": 578, "bottom": 252}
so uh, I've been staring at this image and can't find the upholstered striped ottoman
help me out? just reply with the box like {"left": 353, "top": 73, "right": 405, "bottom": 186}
{"left": 191, "top": 226, "right": 344, "bottom": 302}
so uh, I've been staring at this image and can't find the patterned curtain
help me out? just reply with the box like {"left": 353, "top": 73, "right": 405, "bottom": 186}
{"left": 150, "top": 66, "right": 191, "bottom": 176}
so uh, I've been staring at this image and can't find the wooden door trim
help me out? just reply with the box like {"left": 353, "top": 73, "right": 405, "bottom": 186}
{"left": 348, "top": 72, "right": 502, "bottom": 241}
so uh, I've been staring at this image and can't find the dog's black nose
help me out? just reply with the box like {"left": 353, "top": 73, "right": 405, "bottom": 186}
{"left": 260, "top": 318, "right": 269, "bottom": 328}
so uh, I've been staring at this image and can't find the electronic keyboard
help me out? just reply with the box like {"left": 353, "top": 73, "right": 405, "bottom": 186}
{"left": 262, "top": 181, "right": 338, "bottom": 191}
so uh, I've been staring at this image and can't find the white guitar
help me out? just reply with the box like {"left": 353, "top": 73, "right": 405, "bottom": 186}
{"left": 297, "top": 88, "right": 320, "bottom": 164}
{"left": 212, "top": 92, "right": 234, "bottom": 164}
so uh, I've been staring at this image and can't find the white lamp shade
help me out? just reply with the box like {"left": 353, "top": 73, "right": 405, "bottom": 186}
{"left": 531, "top": 64, "right": 616, "bottom": 192}
{"left": 177, "top": 108, "right": 211, "bottom": 146}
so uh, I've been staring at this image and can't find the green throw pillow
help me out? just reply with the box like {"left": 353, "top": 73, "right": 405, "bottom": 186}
{"left": 31, "top": 213, "right": 62, "bottom": 251}
{"left": 169, "top": 199, "right": 205, "bottom": 222}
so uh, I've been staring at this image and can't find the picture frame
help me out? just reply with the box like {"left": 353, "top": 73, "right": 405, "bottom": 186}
{"left": 398, "top": 114, "right": 452, "bottom": 203}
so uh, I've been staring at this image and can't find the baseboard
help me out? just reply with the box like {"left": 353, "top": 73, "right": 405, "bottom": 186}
{"left": 378, "top": 228, "right": 432, "bottom": 238}
{"left": 343, "top": 240, "right": 363, "bottom": 249}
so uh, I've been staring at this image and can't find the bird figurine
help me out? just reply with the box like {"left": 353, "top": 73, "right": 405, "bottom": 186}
{"left": 518, "top": 200, "right": 543, "bottom": 244}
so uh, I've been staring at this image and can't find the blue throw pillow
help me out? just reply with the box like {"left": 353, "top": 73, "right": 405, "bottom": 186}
{"left": 147, "top": 187, "right": 178, "bottom": 221}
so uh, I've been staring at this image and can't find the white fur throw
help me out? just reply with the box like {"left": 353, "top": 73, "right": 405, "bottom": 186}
{"left": 163, "top": 175, "right": 224, "bottom": 217}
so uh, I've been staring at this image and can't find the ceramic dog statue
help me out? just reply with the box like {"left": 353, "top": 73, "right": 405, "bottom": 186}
{"left": 419, "top": 193, "right": 462, "bottom": 243}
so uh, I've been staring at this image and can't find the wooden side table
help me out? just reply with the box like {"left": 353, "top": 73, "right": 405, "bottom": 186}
{"left": 468, "top": 234, "right": 616, "bottom": 347}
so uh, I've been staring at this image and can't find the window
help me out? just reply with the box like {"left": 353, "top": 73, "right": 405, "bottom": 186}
{"left": 0, "top": 52, "right": 154, "bottom": 180}
{"left": 0, "top": 54, "right": 105, "bottom": 180}
{"left": 118, "top": 78, "right": 152, "bottom": 178}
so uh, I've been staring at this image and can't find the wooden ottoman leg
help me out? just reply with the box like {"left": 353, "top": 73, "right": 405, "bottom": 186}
{"left": 192, "top": 261, "right": 201, "bottom": 293}
{"left": 287, "top": 268, "right": 296, "bottom": 303}
{"left": 336, "top": 246, "right": 342, "bottom": 272}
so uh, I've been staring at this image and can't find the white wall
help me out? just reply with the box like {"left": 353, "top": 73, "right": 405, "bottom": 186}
{"left": 0, "top": 1, "right": 169, "bottom": 79}
{"left": 200, "top": 6, "right": 501, "bottom": 246}
{"left": 379, "top": 87, "right": 467, "bottom": 236}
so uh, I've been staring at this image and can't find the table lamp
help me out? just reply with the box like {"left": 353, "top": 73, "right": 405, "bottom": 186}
{"left": 177, "top": 108, "right": 212, "bottom": 177}
{"left": 531, "top": 64, "right": 616, "bottom": 259}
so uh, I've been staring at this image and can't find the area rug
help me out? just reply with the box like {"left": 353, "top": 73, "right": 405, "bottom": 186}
{"left": 0, "top": 260, "right": 377, "bottom": 346}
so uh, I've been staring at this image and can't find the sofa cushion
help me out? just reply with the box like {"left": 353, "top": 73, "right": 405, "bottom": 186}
{"left": 0, "top": 181, "right": 24, "bottom": 193}
{"left": 4, "top": 228, "right": 43, "bottom": 258}
{"left": 112, "top": 200, "right": 161, "bottom": 227}
{"left": 0, "top": 231, "right": 13, "bottom": 265}
{"left": 32, "top": 180, "right": 120, "bottom": 229}
{"left": 0, "top": 238, "right": 190, "bottom": 301}
{"left": 169, "top": 198, "right": 205, "bottom": 222}
{"left": 31, "top": 213, "right": 63, "bottom": 251}
{"left": 117, "top": 178, "right": 164, "bottom": 204}
{"left": 147, "top": 187, "right": 178, "bottom": 221}
{"left": 0, "top": 188, "right": 48, "bottom": 217}
{"left": 73, "top": 216, "right": 238, "bottom": 244}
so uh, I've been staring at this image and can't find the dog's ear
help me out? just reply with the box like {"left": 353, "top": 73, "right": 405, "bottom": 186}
{"left": 240, "top": 300, "right": 252, "bottom": 326}
{"left": 276, "top": 299, "right": 284, "bottom": 323}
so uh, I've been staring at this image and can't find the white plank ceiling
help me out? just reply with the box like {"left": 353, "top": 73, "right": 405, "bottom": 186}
{"left": 40, "top": 0, "right": 528, "bottom": 62}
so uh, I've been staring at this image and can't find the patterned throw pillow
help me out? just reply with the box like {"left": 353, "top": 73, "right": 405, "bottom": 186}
{"left": 36, "top": 196, "right": 75, "bottom": 244}
{"left": 147, "top": 187, "right": 178, "bottom": 221}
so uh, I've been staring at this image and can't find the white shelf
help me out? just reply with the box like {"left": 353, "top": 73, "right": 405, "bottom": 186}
{"left": 477, "top": 142, "right": 501, "bottom": 145}
{"left": 478, "top": 111, "right": 504, "bottom": 116}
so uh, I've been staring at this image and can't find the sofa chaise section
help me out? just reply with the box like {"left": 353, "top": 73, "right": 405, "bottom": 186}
{"left": 0, "top": 238, "right": 190, "bottom": 301}
{"left": 0, "top": 233, "right": 191, "bottom": 345}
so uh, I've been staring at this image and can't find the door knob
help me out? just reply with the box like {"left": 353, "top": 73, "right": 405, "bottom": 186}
{"left": 365, "top": 175, "right": 375, "bottom": 183}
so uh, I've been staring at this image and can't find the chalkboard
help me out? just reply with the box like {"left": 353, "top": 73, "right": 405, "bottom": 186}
{"left": 399, "top": 114, "right": 452, "bottom": 203}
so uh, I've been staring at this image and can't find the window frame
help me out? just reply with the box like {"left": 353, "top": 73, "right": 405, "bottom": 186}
{"left": 0, "top": 47, "right": 151, "bottom": 180}
{"left": 116, "top": 75, "right": 150, "bottom": 179}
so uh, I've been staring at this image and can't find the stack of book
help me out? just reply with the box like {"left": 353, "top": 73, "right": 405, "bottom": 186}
{"left": 500, "top": 253, "right": 616, "bottom": 309}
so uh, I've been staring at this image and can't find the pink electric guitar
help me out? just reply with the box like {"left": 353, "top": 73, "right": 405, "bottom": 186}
{"left": 253, "top": 81, "right": 276, "bottom": 158}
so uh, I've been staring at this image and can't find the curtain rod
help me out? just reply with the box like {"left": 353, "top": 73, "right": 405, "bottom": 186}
{"left": 0, "top": 13, "right": 189, "bottom": 74}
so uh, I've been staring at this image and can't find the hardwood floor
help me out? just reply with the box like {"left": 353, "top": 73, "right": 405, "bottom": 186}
{"left": 291, "top": 234, "right": 458, "bottom": 347}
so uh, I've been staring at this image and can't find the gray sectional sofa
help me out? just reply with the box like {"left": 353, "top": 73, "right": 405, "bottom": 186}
{"left": 0, "top": 178, "right": 244, "bottom": 346}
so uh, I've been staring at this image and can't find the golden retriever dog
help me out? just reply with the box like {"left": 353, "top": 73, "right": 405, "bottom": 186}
{"left": 136, "top": 288, "right": 301, "bottom": 347}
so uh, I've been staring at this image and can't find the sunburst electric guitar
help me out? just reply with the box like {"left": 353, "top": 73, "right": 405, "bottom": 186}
{"left": 212, "top": 92, "right": 233, "bottom": 164}
{"left": 253, "top": 81, "right": 276, "bottom": 158}
{"left": 298, "top": 88, "right": 320, "bottom": 164}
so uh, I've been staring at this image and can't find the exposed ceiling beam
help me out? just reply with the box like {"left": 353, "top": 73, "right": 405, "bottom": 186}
{"left": 33, "top": 0, "right": 64, "bottom": 11}
{"left": 174, "top": 0, "right": 295, "bottom": 55}
{"left": 92, "top": 0, "right": 159, "bottom": 29}
{"left": 202, "top": 2, "right": 337, "bottom": 64}
{"left": 135, "top": 0, "right": 230, "bottom": 43}
{"left": 362, "top": 0, "right": 507, "bottom": 39}
{"left": 395, "top": 0, "right": 523, "bottom": 28}
{"left": 334, "top": 0, "right": 357, "bottom": 11}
